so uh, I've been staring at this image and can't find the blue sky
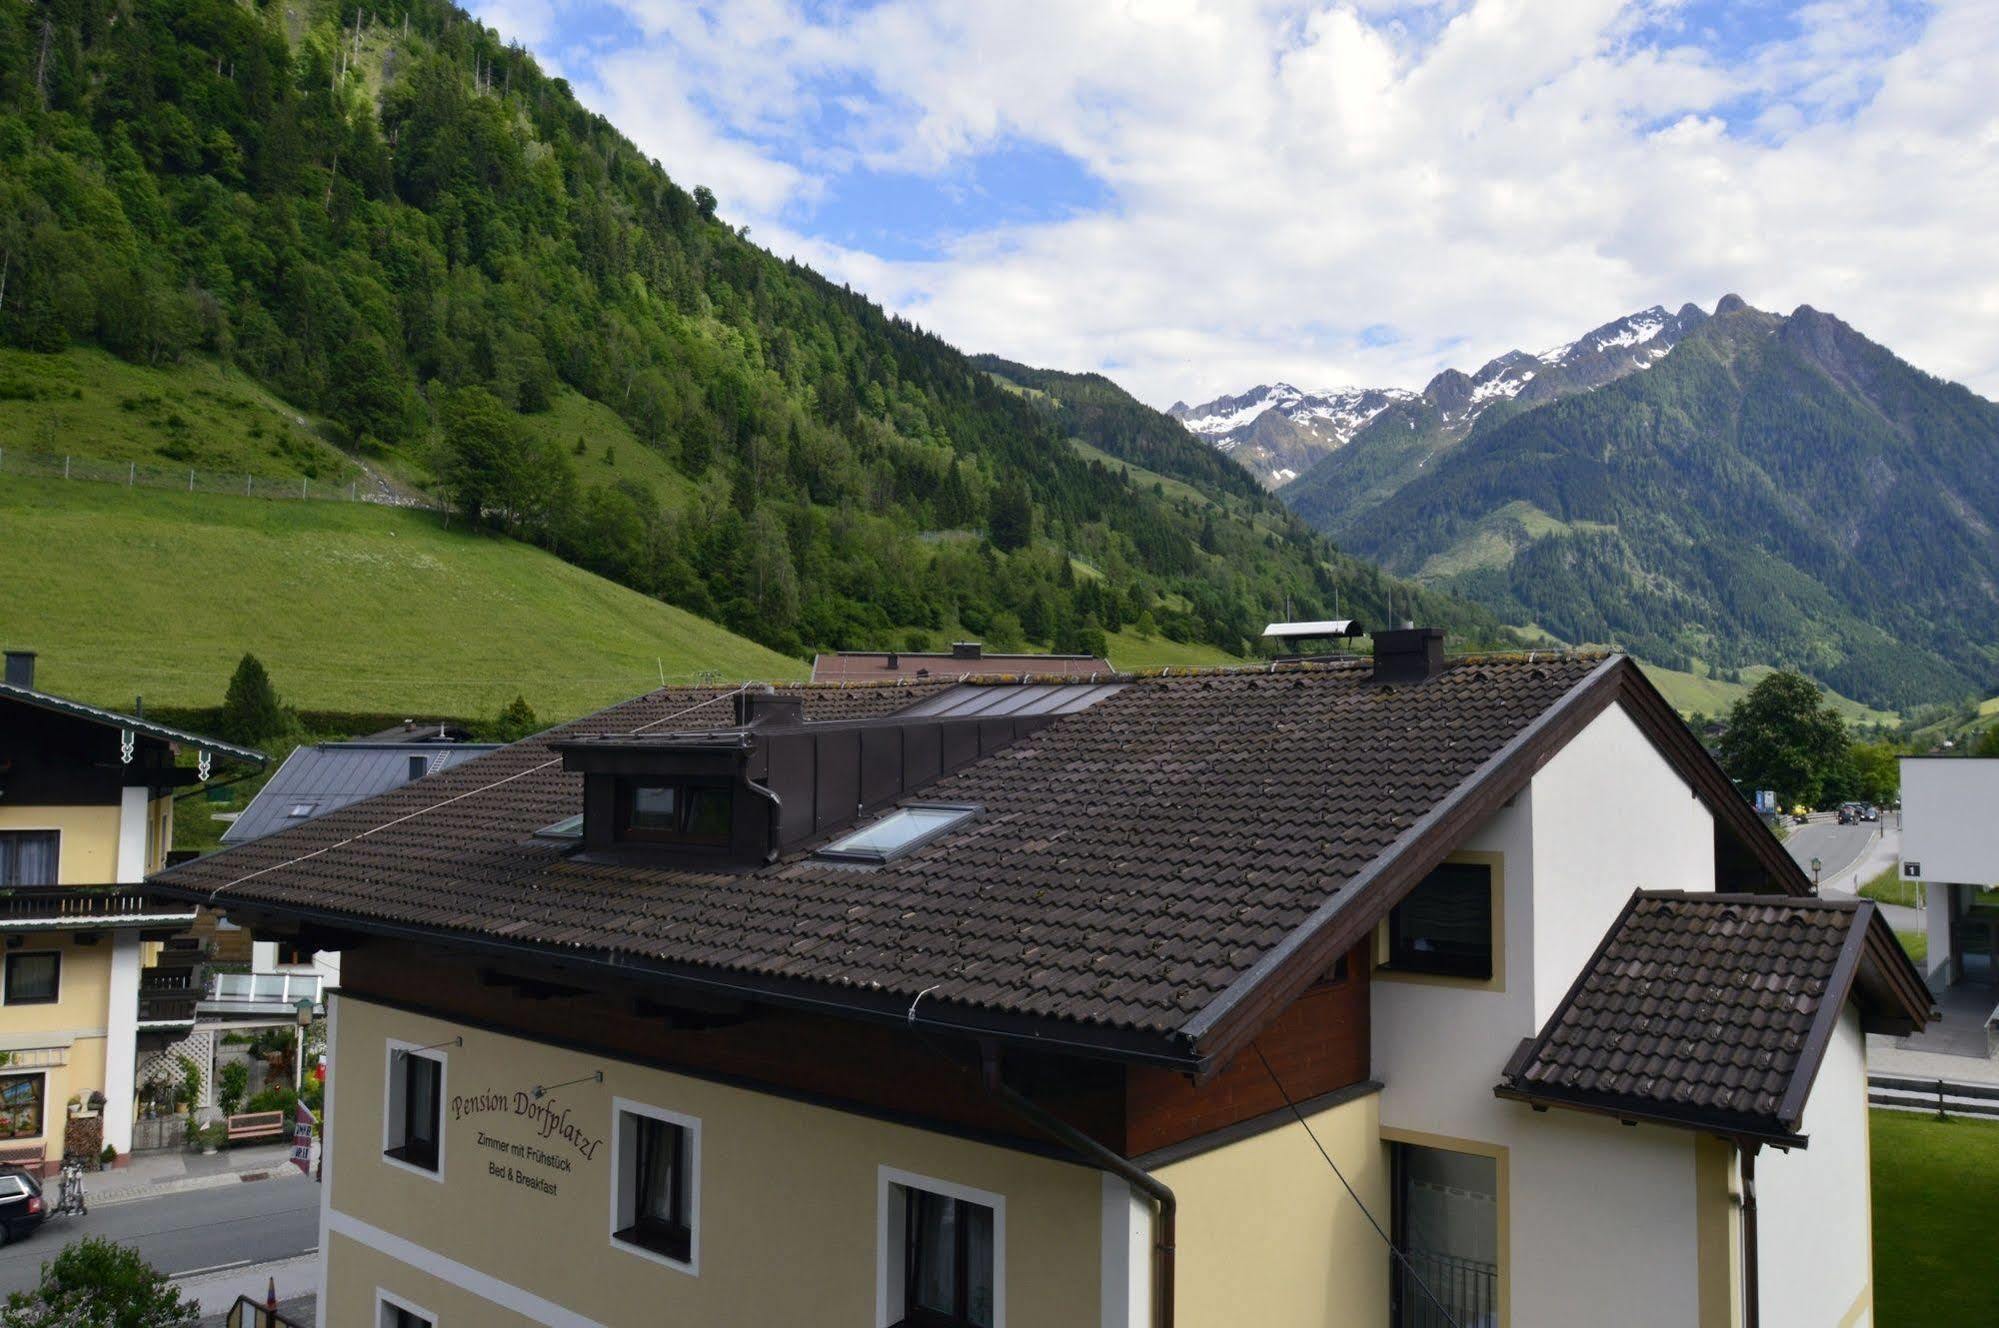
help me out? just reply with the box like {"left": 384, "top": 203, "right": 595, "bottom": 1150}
{"left": 469, "top": 1, "right": 1995, "bottom": 406}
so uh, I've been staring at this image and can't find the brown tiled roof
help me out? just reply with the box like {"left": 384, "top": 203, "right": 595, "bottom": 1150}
{"left": 157, "top": 655, "right": 1660, "bottom": 1062}
{"left": 1496, "top": 892, "right": 1931, "bottom": 1143}
{"left": 811, "top": 651, "right": 1113, "bottom": 682}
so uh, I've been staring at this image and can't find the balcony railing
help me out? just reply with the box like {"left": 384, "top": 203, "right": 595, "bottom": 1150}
{"left": 138, "top": 949, "right": 204, "bottom": 1027}
{"left": 1395, "top": 1250, "right": 1498, "bottom": 1328}
{"left": 137, "top": 987, "right": 200, "bottom": 1024}
{"left": 0, "top": 885, "right": 195, "bottom": 925}
{"left": 205, "top": 971, "right": 323, "bottom": 1006}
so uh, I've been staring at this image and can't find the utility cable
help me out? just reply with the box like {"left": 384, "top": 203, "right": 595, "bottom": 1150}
{"left": 203, "top": 684, "right": 755, "bottom": 903}
{"left": 1252, "top": 1043, "right": 1463, "bottom": 1328}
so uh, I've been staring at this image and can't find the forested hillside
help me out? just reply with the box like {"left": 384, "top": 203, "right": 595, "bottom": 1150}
{"left": 0, "top": 0, "right": 1509, "bottom": 662}
{"left": 1306, "top": 298, "right": 1999, "bottom": 710}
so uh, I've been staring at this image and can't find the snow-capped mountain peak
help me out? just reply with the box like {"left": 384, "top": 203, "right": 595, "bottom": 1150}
{"left": 1173, "top": 300, "right": 1713, "bottom": 488}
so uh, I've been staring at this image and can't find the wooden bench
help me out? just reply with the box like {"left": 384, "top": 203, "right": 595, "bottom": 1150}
{"left": 225, "top": 1111, "right": 286, "bottom": 1144}
{"left": 0, "top": 1141, "right": 45, "bottom": 1177}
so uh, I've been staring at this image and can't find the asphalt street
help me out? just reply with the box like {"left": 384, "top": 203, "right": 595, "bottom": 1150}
{"left": 0, "top": 1174, "right": 318, "bottom": 1295}
{"left": 1784, "top": 816, "right": 1882, "bottom": 887}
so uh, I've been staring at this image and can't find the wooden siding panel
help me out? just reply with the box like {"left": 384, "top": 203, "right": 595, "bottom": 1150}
{"left": 1125, "top": 943, "right": 1370, "bottom": 1156}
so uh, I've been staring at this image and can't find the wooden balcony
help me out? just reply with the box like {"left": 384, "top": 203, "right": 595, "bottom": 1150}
{"left": 0, "top": 885, "right": 197, "bottom": 930}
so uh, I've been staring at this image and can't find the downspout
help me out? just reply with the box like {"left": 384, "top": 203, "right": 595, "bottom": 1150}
{"left": 977, "top": 1046, "right": 1175, "bottom": 1328}
{"left": 1739, "top": 1140, "right": 1761, "bottom": 1328}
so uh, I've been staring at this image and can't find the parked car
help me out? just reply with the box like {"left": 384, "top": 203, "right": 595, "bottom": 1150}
{"left": 1861, "top": 803, "right": 1880, "bottom": 822}
{"left": 1837, "top": 802, "right": 1867, "bottom": 825}
{"left": 0, "top": 1164, "right": 45, "bottom": 1245}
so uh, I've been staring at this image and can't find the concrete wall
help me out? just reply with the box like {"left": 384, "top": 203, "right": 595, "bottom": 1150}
{"left": 1755, "top": 1006, "right": 1874, "bottom": 1328}
{"left": 1373, "top": 703, "right": 1722, "bottom": 1326}
{"left": 1156, "top": 1089, "right": 1389, "bottom": 1328}
{"left": 321, "top": 994, "right": 1109, "bottom": 1328}
{"left": 1901, "top": 757, "right": 1999, "bottom": 888}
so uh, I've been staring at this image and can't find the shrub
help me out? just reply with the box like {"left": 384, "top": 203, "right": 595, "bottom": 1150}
{"left": 217, "top": 1063, "right": 249, "bottom": 1118}
{"left": 0, "top": 1236, "right": 196, "bottom": 1326}
{"left": 99, "top": 1144, "right": 116, "bottom": 1169}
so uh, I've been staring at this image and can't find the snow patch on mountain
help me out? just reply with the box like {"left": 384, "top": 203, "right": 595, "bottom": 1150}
{"left": 1175, "top": 300, "right": 1713, "bottom": 488}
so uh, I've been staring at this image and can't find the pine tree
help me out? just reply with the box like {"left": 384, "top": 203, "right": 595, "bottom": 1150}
{"left": 219, "top": 654, "right": 287, "bottom": 745}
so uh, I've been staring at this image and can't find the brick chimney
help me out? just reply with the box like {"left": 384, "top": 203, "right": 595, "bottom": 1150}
{"left": 1371, "top": 628, "right": 1446, "bottom": 683}
{"left": 3, "top": 650, "right": 34, "bottom": 689}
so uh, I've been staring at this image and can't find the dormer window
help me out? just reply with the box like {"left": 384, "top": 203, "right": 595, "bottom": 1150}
{"left": 618, "top": 781, "right": 733, "bottom": 847}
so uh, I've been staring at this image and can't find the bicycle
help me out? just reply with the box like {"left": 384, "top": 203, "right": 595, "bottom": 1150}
{"left": 51, "top": 1154, "right": 86, "bottom": 1219}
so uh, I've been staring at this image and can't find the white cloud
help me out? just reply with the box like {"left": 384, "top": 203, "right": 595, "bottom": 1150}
{"left": 465, "top": 0, "right": 1999, "bottom": 407}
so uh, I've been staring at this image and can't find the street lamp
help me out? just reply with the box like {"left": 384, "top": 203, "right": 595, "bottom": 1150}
{"left": 1810, "top": 856, "right": 1822, "bottom": 893}
{"left": 294, "top": 996, "right": 315, "bottom": 1093}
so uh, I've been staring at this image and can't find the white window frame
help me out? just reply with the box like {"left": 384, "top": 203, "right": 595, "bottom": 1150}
{"left": 607, "top": 1096, "right": 701, "bottom": 1276}
{"left": 876, "top": 1165, "right": 1006, "bottom": 1328}
{"left": 380, "top": 1038, "right": 446, "bottom": 1184}
{"left": 375, "top": 1286, "right": 435, "bottom": 1328}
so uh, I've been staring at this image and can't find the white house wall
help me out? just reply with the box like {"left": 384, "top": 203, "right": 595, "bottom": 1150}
{"left": 1374, "top": 701, "right": 1721, "bottom": 1326}
{"left": 1754, "top": 1005, "right": 1873, "bottom": 1327}
{"left": 1528, "top": 702, "right": 1718, "bottom": 1024}
{"left": 1901, "top": 757, "right": 1999, "bottom": 888}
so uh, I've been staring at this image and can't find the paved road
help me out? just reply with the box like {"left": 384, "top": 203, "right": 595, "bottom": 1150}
{"left": 0, "top": 1176, "right": 317, "bottom": 1294}
{"left": 1784, "top": 816, "right": 1884, "bottom": 888}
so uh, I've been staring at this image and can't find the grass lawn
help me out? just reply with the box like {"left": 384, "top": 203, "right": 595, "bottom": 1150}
{"left": 0, "top": 346, "right": 362, "bottom": 484}
{"left": 1895, "top": 930, "right": 1927, "bottom": 966}
{"left": 0, "top": 473, "right": 804, "bottom": 721}
{"left": 1861, "top": 864, "right": 1924, "bottom": 909}
{"left": 1103, "top": 628, "right": 1245, "bottom": 672}
{"left": 1639, "top": 659, "right": 1898, "bottom": 724}
{"left": 1872, "top": 1111, "right": 1999, "bottom": 1326}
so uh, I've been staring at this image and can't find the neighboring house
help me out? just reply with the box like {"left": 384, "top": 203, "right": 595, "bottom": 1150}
{"left": 1902, "top": 755, "right": 1999, "bottom": 995}
{"left": 0, "top": 650, "right": 264, "bottom": 1170}
{"left": 217, "top": 737, "right": 499, "bottom": 1009}
{"left": 811, "top": 641, "right": 1114, "bottom": 682}
{"left": 153, "top": 632, "right": 1927, "bottom": 1328}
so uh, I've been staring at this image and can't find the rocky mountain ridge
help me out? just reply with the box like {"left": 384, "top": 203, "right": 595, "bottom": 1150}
{"left": 1172, "top": 302, "right": 1711, "bottom": 487}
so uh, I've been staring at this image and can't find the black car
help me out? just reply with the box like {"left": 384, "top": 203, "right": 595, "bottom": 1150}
{"left": 0, "top": 1165, "right": 45, "bottom": 1245}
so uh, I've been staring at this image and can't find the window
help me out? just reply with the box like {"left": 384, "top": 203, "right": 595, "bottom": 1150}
{"left": 3, "top": 952, "right": 59, "bottom": 1005}
{"left": 0, "top": 1074, "right": 44, "bottom": 1140}
{"left": 611, "top": 1099, "right": 699, "bottom": 1272}
{"left": 534, "top": 814, "right": 584, "bottom": 840}
{"left": 1385, "top": 862, "right": 1493, "bottom": 979}
{"left": 1390, "top": 1143, "right": 1499, "bottom": 1328}
{"left": 880, "top": 1171, "right": 1002, "bottom": 1328}
{"left": 286, "top": 803, "right": 318, "bottom": 819}
{"left": 617, "top": 782, "right": 732, "bottom": 846}
{"left": 376, "top": 1290, "right": 434, "bottom": 1328}
{"left": 0, "top": 832, "right": 57, "bottom": 886}
{"left": 818, "top": 804, "right": 979, "bottom": 865}
{"left": 383, "top": 1043, "right": 444, "bottom": 1177}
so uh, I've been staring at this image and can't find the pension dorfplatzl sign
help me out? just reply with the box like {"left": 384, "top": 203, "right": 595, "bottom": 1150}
{"left": 452, "top": 1090, "right": 604, "bottom": 1198}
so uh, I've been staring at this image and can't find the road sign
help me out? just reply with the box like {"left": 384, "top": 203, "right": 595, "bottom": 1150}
{"left": 1904, "top": 862, "right": 1922, "bottom": 878}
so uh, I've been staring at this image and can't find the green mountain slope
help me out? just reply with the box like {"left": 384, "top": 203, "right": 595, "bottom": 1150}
{"left": 0, "top": 471, "right": 804, "bottom": 717}
{"left": 1299, "top": 299, "right": 1999, "bottom": 710}
{"left": 0, "top": 0, "right": 1514, "bottom": 666}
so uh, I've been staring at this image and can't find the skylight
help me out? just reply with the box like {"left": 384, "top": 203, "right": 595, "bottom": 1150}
{"left": 814, "top": 803, "right": 979, "bottom": 864}
{"left": 535, "top": 814, "right": 584, "bottom": 840}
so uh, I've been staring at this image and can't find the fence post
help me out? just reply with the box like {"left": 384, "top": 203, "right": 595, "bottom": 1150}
{"left": 189, "top": 470, "right": 195, "bottom": 492}
{"left": 302, "top": 477, "right": 308, "bottom": 499}
{"left": 245, "top": 474, "right": 252, "bottom": 496}
{"left": 129, "top": 461, "right": 135, "bottom": 486}
{"left": 1938, "top": 1078, "right": 1949, "bottom": 1121}
{"left": 64, "top": 455, "right": 71, "bottom": 479}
